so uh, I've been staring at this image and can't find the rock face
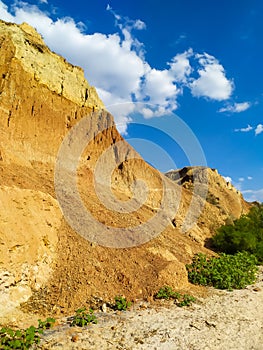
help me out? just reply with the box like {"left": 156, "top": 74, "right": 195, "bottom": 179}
{"left": 0, "top": 20, "right": 250, "bottom": 326}
{"left": 166, "top": 166, "right": 246, "bottom": 225}
{"left": 0, "top": 20, "right": 104, "bottom": 164}
{"left": 165, "top": 166, "right": 250, "bottom": 244}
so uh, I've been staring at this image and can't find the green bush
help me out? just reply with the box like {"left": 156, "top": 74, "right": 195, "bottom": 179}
{"left": 0, "top": 317, "right": 55, "bottom": 349}
{"left": 71, "top": 308, "right": 97, "bottom": 327}
{"left": 186, "top": 252, "right": 258, "bottom": 290}
{"left": 212, "top": 204, "right": 263, "bottom": 262}
{"left": 155, "top": 286, "right": 196, "bottom": 307}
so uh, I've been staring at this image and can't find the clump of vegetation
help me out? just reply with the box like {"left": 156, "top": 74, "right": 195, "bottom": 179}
{"left": 113, "top": 296, "right": 132, "bottom": 311}
{"left": 155, "top": 286, "right": 179, "bottom": 300}
{"left": 212, "top": 204, "right": 263, "bottom": 262}
{"left": 71, "top": 307, "right": 97, "bottom": 327}
{"left": 37, "top": 317, "right": 55, "bottom": 331}
{"left": 0, "top": 317, "right": 55, "bottom": 349}
{"left": 176, "top": 294, "right": 196, "bottom": 307}
{"left": 186, "top": 252, "right": 258, "bottom": 290}
{"left": 155, "top": 286, "right": 196, "bottom": 307}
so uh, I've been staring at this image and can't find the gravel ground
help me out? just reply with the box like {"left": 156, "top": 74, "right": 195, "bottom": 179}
{"left": 37, "top": 267, "right": 263, "bottom": 350}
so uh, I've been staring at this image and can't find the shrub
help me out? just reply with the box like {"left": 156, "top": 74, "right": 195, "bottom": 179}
{"left": 212, "top": 204, "right": 263, "bottom": 262}
{"left": 186, "top": 252, "right": 258, "bottom": 290}
{"left": 71, "top": 308, "right": 97, "bottom": 327}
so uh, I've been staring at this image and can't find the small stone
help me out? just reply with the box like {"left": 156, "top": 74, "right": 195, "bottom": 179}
{"left": 253, "top": 287, "right": 261, "bottom": 292}
{"left": 102, "top": 303, "right": 107, "bottom": 313}
{"left": 140, "top": 304, "right": 148, "bottom": 310}
{"left": 71, "top": 335, "right": 79, "bottom": 342}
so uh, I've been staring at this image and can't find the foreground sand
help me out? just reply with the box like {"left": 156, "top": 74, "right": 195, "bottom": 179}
{"left": 37, "top": 267, "right": 263, "bottom": 350}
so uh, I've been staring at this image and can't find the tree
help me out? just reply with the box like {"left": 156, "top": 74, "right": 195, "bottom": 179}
{"left": 212, "top": 204, "right": 263, "bottom": 262}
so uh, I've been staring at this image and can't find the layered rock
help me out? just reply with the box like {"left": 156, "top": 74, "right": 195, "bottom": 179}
{"left": 0, "top": 20, "right": 104, "bottom": 164}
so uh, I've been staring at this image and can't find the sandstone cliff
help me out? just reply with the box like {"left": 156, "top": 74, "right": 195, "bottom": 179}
{"left": 0, "top": 20, "right": 250, "bottom": 326}
{"left": 0, "top": 20, "right": 104, "bottom": 164}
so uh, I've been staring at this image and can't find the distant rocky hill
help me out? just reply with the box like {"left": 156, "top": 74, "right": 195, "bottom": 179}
{"left": 0, "top": 20, "right": 250, "bottom": 327}
{"left": 166, "top": 166, "right": 246, "bottom": 224}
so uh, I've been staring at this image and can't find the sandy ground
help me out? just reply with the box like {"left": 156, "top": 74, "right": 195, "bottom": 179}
{"left": 36, "top": 267, "right": 263, "bottom": 350}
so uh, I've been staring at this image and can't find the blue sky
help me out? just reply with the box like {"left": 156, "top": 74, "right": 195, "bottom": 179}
{"left": 0, "top": 0, "right": 262, "bottom": 202}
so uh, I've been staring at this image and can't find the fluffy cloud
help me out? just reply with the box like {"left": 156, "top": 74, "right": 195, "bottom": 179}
{"left": 255, "top": 124, "right": 263, "bottom": 135}
{"left": 0, "top": 1, "right": 235, "bottom": 131}
{"left": 189, "top": 53, "right": 233, "bottom": 100}
{"left": 219, "top": 101, "right": 251, "bottom": 113}
{"left": 168, "top": 49, "right": 193, "bottom": 83}
{"left": 143, "top": 69, "right": 179, "bottom": 106}
{"left": 234, "top": 125, "right": 253, "bottom": 132}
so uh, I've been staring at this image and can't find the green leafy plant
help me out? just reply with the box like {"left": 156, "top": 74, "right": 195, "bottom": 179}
{"left": 186, "top": 252, "right": 258, "bottom": 290}
{"left": 155, "top": 286, "right": 180, "bottom": 300}
{"left": 212, "top": 204, "right": 263, "bottom": 262}
{"left": 37, "top": 317, "right": 55, "bottom": 331}
{"left": 155, "top": 286, "right": 196, "bottom": 307}
{"left": 0, "top": 326, "right": 40, "bottom": 349}
{"left": 0, "top": 317, "right": 55, "bottom": 349}
{"left": 113, "top": 296, "right": 132, "bottom": 311}
{"left": 71, "top": 307, "right": 97, "bottom": 327}
{"left": 176, "top": 294, "right": 196, "bottom": 307}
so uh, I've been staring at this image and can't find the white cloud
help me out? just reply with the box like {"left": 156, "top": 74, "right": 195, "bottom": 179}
{"left": 189, "top": 53, "right": 233, "bottom": 100}
{"left": 0, "top": 0, "right": 14, "bottom": 21}
{"left": 169, "top": 49, "right": 193, "bottom": 83}
{"left": 255, "top": 124, "right": 263, "bottom": 135}
{"left": 140, "top": 107, "right": 154, "bottom": 118}
{"left": 234, "top": 123, "right": 263, "bottom": 135}
{"left": 234, "top": 124, "right": 253, "bottom": 132}
{"left": 238, "top": 177, "right": 245, "bottom": 182}
{"left": 0, "top": 1, "right": 236, "bottom": 131}
{"left": 219, "top": 101, "right": 251, "bottom": 113}
{"left": 143, "top": 68, "right": 179, "bottom": 106}
{"left": 223, "top": 176, "right": 232, "bottom": 183}
{"left": 247, "top": 176, "right": 253, "bottom": 180}
{"left": 133, "top": 19, "right": 146, "bottom": 30}
{"left": 39, "top": 0, "right": 48, "bottom": 4}
{"left": 106, "top": 5, "right": 146, "bottom": 55}
{"left": 242, "top": 189, "right": 263, "bottom": 203}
